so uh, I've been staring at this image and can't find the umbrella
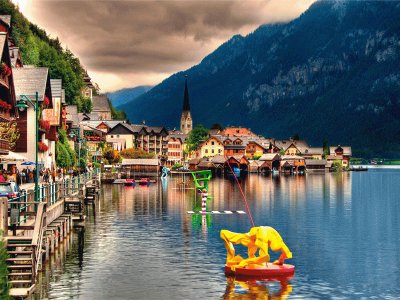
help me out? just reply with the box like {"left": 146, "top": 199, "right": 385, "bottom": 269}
{"left": 21, "top": 161, "right": 36, "bottom": 166}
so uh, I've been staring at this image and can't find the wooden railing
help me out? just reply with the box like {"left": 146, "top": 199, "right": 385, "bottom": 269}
{"left": 31, "top": 202, "right": 46, "bottom": 283}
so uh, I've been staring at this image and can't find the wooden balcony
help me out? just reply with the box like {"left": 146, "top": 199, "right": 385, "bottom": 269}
{"left": 0, "top": 138, "right": 10, "bottom": 155}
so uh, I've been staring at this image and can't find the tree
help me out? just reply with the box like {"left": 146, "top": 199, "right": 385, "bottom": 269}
{"left": 279, "top": 148, "right": 286, "bottom": 155}
{"left": 323, "top": 139, "right": 330, "bottom": 159}
{"left": 120, "top": 148, "right": 154, "bottom": 159}
{"left": 102, "top": 148, "right": 121, "bottom": 164}
{"left": 187, "top": 124, "right": 209, "bottom": 152}
{"left": 56, "top": 129, "right": 75, "bottom": 168}
{"left": 332, "top": 160, "right": 343, "bottom": 172}
{"left": 210, "top": 123, "right": 224, "bottom": 131}
{"left": 0, "top": 122, "right": 20, "bottom": 150}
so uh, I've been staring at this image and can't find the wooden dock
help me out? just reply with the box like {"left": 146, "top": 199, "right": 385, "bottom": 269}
{"left": 1, "top": 170, "right": 101, "bottom": 298}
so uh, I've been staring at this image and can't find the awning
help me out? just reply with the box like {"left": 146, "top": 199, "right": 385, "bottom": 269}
{"left": 0, "top": 151, "right": 28, "bottom": 162}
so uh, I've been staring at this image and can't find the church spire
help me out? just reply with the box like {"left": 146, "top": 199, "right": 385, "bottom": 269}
{"left": 180, "top": 75, "right": 193, "bottom": 135}
{"left": 182, "top": 76, "right": 190, "bottom": 111}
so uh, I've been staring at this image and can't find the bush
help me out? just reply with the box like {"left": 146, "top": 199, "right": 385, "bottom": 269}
{"left": 172, "top": 163, "right": 183, "bottom": 170}
{"left": 119, "top": 148, "right": 154, "bottom": 159}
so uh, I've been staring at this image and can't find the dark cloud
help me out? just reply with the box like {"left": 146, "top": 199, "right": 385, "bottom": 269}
{"left": 27, "top": 0, "right": 315, "bottom": 91}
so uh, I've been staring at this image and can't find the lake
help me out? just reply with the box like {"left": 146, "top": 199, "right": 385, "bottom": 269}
{"left": 33, "top": 169, "right": 400, "bottom": 299}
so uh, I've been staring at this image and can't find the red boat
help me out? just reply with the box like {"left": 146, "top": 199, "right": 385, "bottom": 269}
{"left": 124, "top": 179, "right": 136, "bottom": 186}
{"left": 138, "top": 178, "right": 151, "bottom": 185}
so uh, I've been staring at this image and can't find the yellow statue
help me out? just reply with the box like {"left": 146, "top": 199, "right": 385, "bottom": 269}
{"left": 220, "top": 226, "right": 292, "bottom": 271}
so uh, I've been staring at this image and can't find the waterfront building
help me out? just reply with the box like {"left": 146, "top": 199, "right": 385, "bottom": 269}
{"left": 0, "top": 30, "right": 16, "bottom": 159}
{"left": 223, "top": 137, "right": 246, "bottom": 156}
{"left": 280, "top": 155, "right": 306, "bottom": 173}
{"left": 106, "top": 122, "right": 168, "bottom": 155}
{"left": 92, "top": 95, "right": 112, "bottom": 120}
{"left": 301, "top": 147, "right": 324, "bottom": 160}
{"left": 180, "top": 78, "right": 192, "bottom": 135}
{"left": 245, "top": 141, "right": 267, "bottom": 159}
{"left": 259, "top": 153, "right": 281, "bottom": 172}
{"left": 198, "top": 136, "right": 224, "bottom": 158}
{"left": 328, "top": 145, "right": 352, "bottom": 167}
{"left": 166, "top": 132, "right": 184, "bottom": 166}
{"left": 13, "top": 67, "right": 56, "bottom": 169}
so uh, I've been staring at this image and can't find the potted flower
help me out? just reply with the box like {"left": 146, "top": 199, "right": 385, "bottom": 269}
{"left": 38, "top": 141, "right": 49, "bottom": 152}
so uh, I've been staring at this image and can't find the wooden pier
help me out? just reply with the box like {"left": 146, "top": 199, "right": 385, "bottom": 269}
{"left": 0, "top": 170, "right": 101, "bottom": 298}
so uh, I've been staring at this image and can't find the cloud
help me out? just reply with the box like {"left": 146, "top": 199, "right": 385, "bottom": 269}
{"left": 24, "top": 0, "right": 315, "bottom": 91}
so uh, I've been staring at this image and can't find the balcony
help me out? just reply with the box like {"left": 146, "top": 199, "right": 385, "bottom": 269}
{"left": 0, "top": 138, "right": 10, "bottom": 155}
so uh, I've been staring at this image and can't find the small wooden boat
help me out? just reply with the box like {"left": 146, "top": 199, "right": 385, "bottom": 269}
{"left": 124, "top": 179, "right": 136, "bottom": 186}
{"left": 113, "top": 179, "right": 126, "bottom": 184}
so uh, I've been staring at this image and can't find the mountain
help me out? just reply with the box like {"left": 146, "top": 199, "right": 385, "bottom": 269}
{"left": 107, "top": 86, "right": 152, "bottom": 108}
{"left": 119, "top": 1, "right": 400, "bottom": 157}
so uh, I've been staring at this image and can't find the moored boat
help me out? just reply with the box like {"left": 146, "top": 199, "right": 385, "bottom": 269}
{"left": 138, "top": 178, "right": 151, "bottom": 185}
{"left": 113, "top": 179, "right": 127, "bottom": 184}
{"left": 124, "top": 179, "right": 136, "bottom": 186}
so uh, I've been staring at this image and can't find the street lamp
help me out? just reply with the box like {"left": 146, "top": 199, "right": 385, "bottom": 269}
{"left": 15, "top": 92, "right": 40, "bottom": 203}
{"left": 69, "top": 127, "right": 82, "bottom": 184}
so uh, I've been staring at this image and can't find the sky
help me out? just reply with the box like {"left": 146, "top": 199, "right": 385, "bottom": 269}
{"left": 11, "top": 0, "right": 315, "bottom": 93}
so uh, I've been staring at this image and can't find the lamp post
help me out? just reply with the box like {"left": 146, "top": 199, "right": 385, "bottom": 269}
{"left": 69, "top": 127, "right": 82, "bottom": 185}
{"left": 16, "top": 92, "right": 40, "bottom": 203}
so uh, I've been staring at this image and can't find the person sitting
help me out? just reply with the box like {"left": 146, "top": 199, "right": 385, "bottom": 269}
{"left": 220, "top": 226, "right": 292, "bottom": 270}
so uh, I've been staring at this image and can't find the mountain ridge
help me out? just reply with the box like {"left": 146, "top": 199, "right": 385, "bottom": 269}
{"left": 120, "top": 1, "right": 400, "bottom": 157}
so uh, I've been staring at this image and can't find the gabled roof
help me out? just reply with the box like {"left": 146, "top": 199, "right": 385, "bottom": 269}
{"left": 210, "top": 155, "right": 226, "bottom": 164}
{"left": 281, "top": 155, "right": 305, "bottom": 160}
{"left": 0, "top": 16, "right": 11, "bottom": 27}
{"left": 121, "top": 159, "right": 159, "bottom": 166}
{"left": 66, "top": 105, "right": 79, "bottom": 125}
{"left": 259, "top": 153, "right": 281, "bottom": 161}
{"left": 13, "top": 67, "right": 49, "bottom": 101}
{"left": 92, "top": 95, "right": 111, "bottom": 112}
{"left": 303, "top": 147, "right": 323, "bottom": 155}
{"left": 305, "top": 159, "right": 327, "bottom": 166}
{"left": 50, "top": 79, "right": 62, "bottom": 99}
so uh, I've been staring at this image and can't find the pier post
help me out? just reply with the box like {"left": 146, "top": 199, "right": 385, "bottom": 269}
{"left": 0, "top": 197, "right": 8, "bottom": 236}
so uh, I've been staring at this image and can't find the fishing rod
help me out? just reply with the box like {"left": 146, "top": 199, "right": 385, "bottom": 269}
{"left": 224, "top": 156, "right": 255, "bottom": 227}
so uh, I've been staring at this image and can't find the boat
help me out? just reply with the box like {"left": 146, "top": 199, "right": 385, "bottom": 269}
{"left": 224, "top": 263, "right": 295, "bottom": 279}
{"left": 138, "top": 178, "right": 151, "bottom": 185}
{"left": 124, "top": 179, "right": 136, "bottom": 186}
{"left": 113, "top": 179, "right": 126, "bottom": 184}
{"left": 350, "top": 166, "right": 368, "bottom": 171}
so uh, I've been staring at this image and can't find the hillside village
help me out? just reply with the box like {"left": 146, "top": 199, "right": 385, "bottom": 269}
{"left": 0, "top": 14, "right": 351, "bottom": 177}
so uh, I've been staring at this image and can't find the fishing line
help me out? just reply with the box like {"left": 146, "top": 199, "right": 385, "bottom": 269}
{"left": 224, "top": 156, "right": 255, "bottom": 227}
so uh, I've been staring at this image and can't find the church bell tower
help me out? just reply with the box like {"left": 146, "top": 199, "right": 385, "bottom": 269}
{"left": 180, "top": 76, "right": 192, "bottom": 135}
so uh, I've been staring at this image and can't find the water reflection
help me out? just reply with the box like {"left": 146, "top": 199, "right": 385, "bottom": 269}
{"left": 222, "top": 277, "right": 293, "bottom": 299}
{"left": 32, "top": 171, "right": 400, "bottom": 299}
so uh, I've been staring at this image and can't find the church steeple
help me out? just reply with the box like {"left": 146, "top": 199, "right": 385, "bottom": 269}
{"left": 182, "top": 77, "right": 190, "bottom": 111}
{"left": 180, "top": 76, "right": 192, "bottom": 135}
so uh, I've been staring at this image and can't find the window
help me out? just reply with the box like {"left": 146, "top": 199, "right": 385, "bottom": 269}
{"left": 212, "top": 149, "right": 214, "bottom": 154}
{"left": 211, "top": 141, "right": 215, "bottom": 145}
{"left": 205, "top": 149, "right": 208, "bottom": 153}
{"left": 218, "top": 149, "right": 221, "bottom": 153}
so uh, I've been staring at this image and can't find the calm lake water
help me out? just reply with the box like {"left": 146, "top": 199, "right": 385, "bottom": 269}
{"left": 33, "top": 169, "right": 400, "bottom": 299}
